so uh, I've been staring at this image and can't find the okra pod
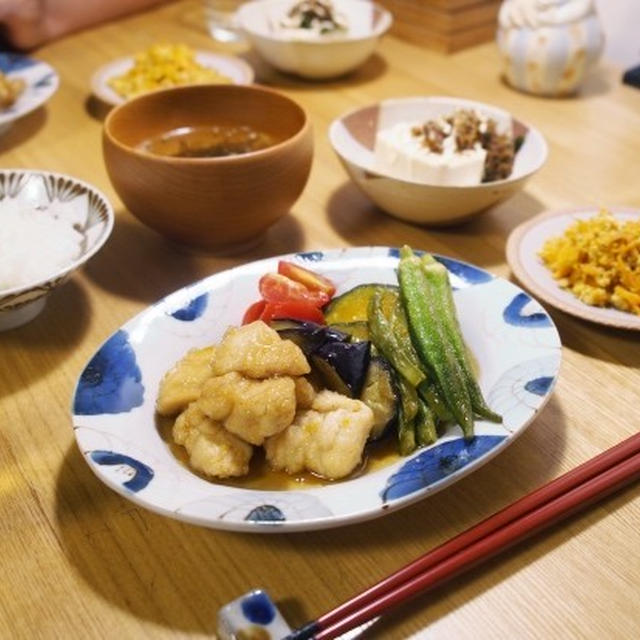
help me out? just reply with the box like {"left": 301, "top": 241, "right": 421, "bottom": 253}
{"left": 398, "top": 246, "right": 475, "bottom": 437}
{"left": 420, "top": 254, "right": 502, "bottom": 423}
{"left": 368, "top": 288, "right": 426, "bottom": 388}
{"left": 396, "top": 375, "right": 418, "bottom": 455}
{"left": 415, "top": 396, "right": 438, "bottom": 446}
{"left": 418, "top": 379, "right": 452, "bottom": 423}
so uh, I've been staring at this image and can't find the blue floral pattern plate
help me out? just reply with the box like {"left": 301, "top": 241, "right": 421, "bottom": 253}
{"left": 0, "top": 54, "right": 59, "bottom": 133}
{"left": 72, "top": 247, "right": 562, "bottom": 532}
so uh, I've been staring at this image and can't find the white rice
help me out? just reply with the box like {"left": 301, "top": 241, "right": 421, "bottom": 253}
{"left": 0, "top": 199, "right": 85, "bottom": 291}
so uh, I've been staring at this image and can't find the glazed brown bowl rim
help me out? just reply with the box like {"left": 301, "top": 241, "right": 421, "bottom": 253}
{"left": 102, "top": 83, "right": 311, "bottom": 165}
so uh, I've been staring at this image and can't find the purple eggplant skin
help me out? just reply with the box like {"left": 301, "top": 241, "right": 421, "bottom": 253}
{"left": 312, "top": 340, "right": 371, "bottom": 398}
{"left": 270, "top": 319, "right": 349, "bottom": 356}
{"left": 362, "top": 356, "right": 400, "bottom": 441}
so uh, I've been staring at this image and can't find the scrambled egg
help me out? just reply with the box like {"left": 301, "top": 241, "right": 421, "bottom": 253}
{"left": 264, "top": 390, "right": 374, "bottom": 480}
{"left": 540, "top": 209, "right": 640, "bottom": 315}
{"left": 108, "top": 43, "right": 231, "bottom": 99}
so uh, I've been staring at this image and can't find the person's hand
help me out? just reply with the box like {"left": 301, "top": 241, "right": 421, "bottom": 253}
{"left": 0, "top": 0, "right": 46, "bottom": 50}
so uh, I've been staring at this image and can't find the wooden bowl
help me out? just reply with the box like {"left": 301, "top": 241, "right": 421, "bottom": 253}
{"left": 102, "top": 84, "right": 313, "bottom": 251}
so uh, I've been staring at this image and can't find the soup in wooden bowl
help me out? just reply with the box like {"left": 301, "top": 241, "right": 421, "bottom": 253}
{"left": 103, "top": 84, "right": 313, "bottom": 251}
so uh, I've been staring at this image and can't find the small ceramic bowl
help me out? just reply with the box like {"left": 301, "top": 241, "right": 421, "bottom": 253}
{"left": 329, "top": 96, "right": 548, "bottom": 226}
{"left": 236, "top": 0, "right": 392, "bottom": 79}
{"left": 0, "top": 170, "right": 114, "bottom": 331}
{"left": 102, "top": 84, "right": 313, "bottom": 252}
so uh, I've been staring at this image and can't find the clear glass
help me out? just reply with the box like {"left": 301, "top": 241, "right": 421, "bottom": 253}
{"left": 181, "top": 0, "right": 247, "bottom": 44}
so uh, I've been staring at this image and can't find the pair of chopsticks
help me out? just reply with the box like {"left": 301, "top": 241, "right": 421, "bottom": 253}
{"left": 286, "top": 432, "right": 640, "bottom": 640}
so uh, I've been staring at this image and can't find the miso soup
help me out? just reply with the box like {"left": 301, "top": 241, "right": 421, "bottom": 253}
{"left": 138, "top": 125, "right": 279, "bottom": 158}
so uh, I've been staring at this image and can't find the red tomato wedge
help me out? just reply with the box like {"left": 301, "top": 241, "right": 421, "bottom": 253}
{"left": 259, "top": 300, "right": 325, "bottom": 324}
{"left": 277, "top": 260, "right": 336, "bottom": 297}
{"left": 259, "top": 273, "right": 330, "bottom": 308}
{"left": 242, "top": 299, "right": 266, "bottom": 324}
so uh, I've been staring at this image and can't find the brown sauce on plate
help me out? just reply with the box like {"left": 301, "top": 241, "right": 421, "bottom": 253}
{"left": 157, "top": 414, "right": 401, "bottom": 490}
{"left": 138, "top": 125, "right": 278, "bottom": 158}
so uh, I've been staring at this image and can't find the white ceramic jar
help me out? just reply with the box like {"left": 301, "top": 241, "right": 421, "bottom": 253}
{"left": 496, "top": 0, "right": 605, "bottom": 96}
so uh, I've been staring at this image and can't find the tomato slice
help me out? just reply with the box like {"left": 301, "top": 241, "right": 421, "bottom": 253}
{"left": 242, "top": 299, "right": 266, "bottom": 324}
{"left": 278, "top": 260, "right": 336, "bottom": 297}
{"left": 259, "top": 273, "right": 330, "bottom": 308}
{"left": 259, "top": 300, "right": 325, "bottom": 324}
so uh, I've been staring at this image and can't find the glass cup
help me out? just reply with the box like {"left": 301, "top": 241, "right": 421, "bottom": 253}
{"left": 181, "top": 0, "right": 248, "bottom": 44}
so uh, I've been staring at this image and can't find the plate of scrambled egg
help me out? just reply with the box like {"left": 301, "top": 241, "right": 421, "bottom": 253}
{"left": 506, "top": 207, "right": 640, "bottom": 330}
{"left": 91, "top": 43, "right": 254, "bottom": 106}
{"left": 71, "top": 247, "right": 561, "bottom": 532}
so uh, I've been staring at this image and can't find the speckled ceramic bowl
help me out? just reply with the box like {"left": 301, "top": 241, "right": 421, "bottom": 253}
{"left": 0, "top": 170, "right": 114, "bottom": 331}
{"left": 236, "top": 0, "right": 392, "bottom": 79}
{"left": 329, "top": 96, "right": 548, "bottom": 226}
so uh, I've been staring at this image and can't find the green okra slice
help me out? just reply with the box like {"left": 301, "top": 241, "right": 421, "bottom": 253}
{"left": 420, "top": 254, "right": 502, "bottom": 423}
{"left": 415, "top": 396, "right": 438, "bottom": 446}
{"left": 417, "top": 379, "right": 452, "bottom": 423}
{"left": 398, "top": 246, "right": 475, "bottom": 438}
{"left": 368, "top": 288, "right": 426, "bottom": 388}
{"left": 396, "top": 375, "right": 418, "bottom": 455}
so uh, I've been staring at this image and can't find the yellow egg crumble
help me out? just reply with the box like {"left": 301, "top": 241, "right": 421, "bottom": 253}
{"left": 108, "top": 43, "right": 231, "bottom": 99}
{"left": 539, "top": 209, "right": 640, "bottom": 315}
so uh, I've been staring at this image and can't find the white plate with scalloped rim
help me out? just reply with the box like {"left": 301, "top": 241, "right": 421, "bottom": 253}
{"left": 0, "top": 53, "right": 59, "bottom": 134}
{"left": 506, "top": 207, "right": 640, "bottom": 331}
{"left": 90, "top": 49, "right": 254, "bottom": 107}
{"left": 71, "top": 247, "right": 561, "bottom": 532}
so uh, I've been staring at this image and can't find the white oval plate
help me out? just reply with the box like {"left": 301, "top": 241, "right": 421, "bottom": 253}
{"left": 90, "top": 50, "right": 254, "bottom": 106}
{"left": 506, "top": 207, "right": 640, "bottom": 330}
{"left": 72, "top": 247, "right": 561, "bottom": 532}
{"left": 0, "top": 54, "right": 59, "bottom": 132}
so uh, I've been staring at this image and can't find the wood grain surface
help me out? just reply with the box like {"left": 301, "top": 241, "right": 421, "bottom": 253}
{"left": 1, "top": 2, "right": 639, "bottom": 638}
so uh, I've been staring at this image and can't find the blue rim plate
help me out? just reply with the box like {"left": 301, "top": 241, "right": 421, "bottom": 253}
{"left": 71, "top": 247, "right": 562, "bottom": 532}
{"left": 0, "top": 54, "right": 59, "bottom": 129}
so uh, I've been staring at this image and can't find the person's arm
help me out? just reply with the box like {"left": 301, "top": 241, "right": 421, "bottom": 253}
{"left": 0, "top": 0, "right": 171, "bottom": 50}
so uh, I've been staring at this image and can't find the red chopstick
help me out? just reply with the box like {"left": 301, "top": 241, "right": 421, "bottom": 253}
{"left": 286, "top": 432, "right": 640, "bottom": 640}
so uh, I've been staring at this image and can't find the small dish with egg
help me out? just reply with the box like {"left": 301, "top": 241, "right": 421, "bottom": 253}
{"left": 0, "top": 170, "right": 114, "bottom": 331}
{"left": 506, "top": 206, "right": 640, "bottom": 330}
{"left": 90, "top": 43, "right": 254, "bottom": 107}
{"left": 329, "top": 96, "right": 548, "bottom": 226}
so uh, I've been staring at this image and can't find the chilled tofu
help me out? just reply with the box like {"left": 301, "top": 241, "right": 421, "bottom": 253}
{"left": 374, "top": 121, "right": 486, "bottom": 186}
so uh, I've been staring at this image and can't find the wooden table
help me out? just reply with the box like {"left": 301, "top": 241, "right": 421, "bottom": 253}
{"left": 2, "top": 2, "right": 639, "bottom": 638}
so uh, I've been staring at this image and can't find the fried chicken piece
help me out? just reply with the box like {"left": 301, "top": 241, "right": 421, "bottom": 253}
{"left": 197, "top": 371, "right": 297, "bottom": 445}
{"left": 173, "top": 403, "right": 253, "bottom": 478}
{"left": 294, "top": 376, "right": 316, "bottom": 409}
{"left": 211, "top": 321, "right": 310, "bottom": 379}
{"left": 156, "top": 346, "right": 216, "bottom": 416}
{"left": 264, "top": 390, "right": 374, "bottom": 480}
